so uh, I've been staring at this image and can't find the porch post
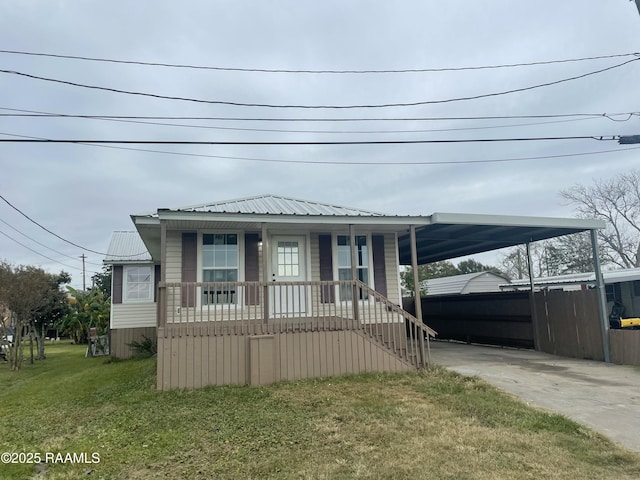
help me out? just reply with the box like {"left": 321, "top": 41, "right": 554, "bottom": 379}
{"left": 590, "top": 229, "right": 611, "bottom": 363}
{"left": 526, "top": 242, "right": 541, "bottom": 351}
{"left": 158, "top": 220, "right": 167, "bottom": 328}
{"left": 349, "top": 224, "right": 359, "bottom": 321}
{"left": 410, "top": 225, "right": 427, "bottom": 366}
{"left": 262, "top": 223, "right": 269, "bottom": 325}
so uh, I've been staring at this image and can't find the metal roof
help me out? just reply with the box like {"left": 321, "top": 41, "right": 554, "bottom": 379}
{"left": 420, "top": 271, "right": 510, "bottom": 296}
{"left": 397, "top": 213, "right": 605, "bottom": 265}
{"left": 151, "top": 194, "right": 385, "bottom": 217}
{"left": 128, "top": 195, "right": 605, "bottom": 266}
{"left": 506, "top": 267, "right": 640, "bottom": 288}
{"left": 103, "top": 231, "right": 152, "bottom": 264}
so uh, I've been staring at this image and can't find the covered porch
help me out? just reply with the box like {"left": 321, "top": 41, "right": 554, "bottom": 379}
{"left": 156, "top": 279, "right": 434, "bottom": 390}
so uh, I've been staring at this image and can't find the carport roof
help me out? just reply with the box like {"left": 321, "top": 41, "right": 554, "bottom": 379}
{"left": 397, "top": 212, "right": 605, "bottom": 265}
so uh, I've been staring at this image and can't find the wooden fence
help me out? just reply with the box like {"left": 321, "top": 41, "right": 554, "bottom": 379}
{"left": 405, "top": 289, "right": 640, "bottom": 365}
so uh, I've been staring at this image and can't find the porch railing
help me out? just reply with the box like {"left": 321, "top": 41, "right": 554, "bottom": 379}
{"left": 157, "top": 280, "right": 436, "bottom": 368}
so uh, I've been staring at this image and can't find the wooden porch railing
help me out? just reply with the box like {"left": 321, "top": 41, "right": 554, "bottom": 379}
{"left": 157, "top": 280, "right": 436, "bottom": 368}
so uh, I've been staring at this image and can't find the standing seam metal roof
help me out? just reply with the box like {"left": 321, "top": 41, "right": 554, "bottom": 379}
{"left": 158, "top": 194, "right": 385, "bottom": 217}
{"left": 104, "top": 231, "right": 152, "bottom": 263}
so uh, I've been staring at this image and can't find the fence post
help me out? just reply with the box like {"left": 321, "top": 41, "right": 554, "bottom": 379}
{"left": 591, "top": 229, "right": 611, "bottom": 363}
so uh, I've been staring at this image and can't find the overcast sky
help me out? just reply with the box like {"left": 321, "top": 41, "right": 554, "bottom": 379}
{"left": 1, "top": 1, "right": 639, "bottom": 288}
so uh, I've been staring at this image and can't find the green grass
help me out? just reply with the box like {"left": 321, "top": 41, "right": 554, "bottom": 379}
{"left": 1, "top": 343, "right": 640, "bottom": 479}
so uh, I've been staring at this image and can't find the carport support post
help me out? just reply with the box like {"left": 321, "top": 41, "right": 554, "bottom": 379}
{"left": 590, "top": 229, "right": 611, "bottom": 363}
{"left": 526, "top": 242, "right": 541, "bottom": 351}
{"left": 410, "top": 225, "right": 428, "bottom": 366}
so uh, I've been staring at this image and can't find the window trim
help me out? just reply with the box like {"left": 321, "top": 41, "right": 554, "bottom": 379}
{"left": 332, "top": 233, "right": 375, "bottom": 302}
{"left": 122, "top": 264, "right": 154, "bottom": 304}
{"left": 197, "top": 230, "right": 245, "bottom": 308}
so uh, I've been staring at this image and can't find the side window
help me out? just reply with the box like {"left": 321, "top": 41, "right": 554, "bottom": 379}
{"left": 124, "top": 266, "right": 153, "bottom": 302}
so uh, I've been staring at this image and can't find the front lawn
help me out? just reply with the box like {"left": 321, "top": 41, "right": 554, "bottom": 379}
{"left": 1, "top": 343, "right": 639, "bottom": 479}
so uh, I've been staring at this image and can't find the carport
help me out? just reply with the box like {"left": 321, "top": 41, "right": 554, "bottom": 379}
{"left": 396, "top": 213, "right": 609, "bottom": 360}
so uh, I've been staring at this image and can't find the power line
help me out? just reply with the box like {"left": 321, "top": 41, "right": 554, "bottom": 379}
{"left": 1, "top": 58, "right": 637, "bottom": 109}
{"left": 0, "top": 131, "right": 631, "bottom": 165}
{"left": 0, "top": 229, "right": 83, "bottom": 272}
{"left": 0, "top": 107, "right": 618, "bottom": 135}
{"left": 0, "top": 130, "right": 635, "bottom": 165}
{"left": 0, "top": 217, "right": 103, "bottom": 266}
{"left": 0, "top": 193, "right": 145, "bottom": 258}
{"left": 1, "top": 49, "right": 636, "bottom": 74}
{"left": 2, "top": 107, "right": 635, "bottom": 122}
{"left": 0, "top": 136, "right": 619, "bottom": 145}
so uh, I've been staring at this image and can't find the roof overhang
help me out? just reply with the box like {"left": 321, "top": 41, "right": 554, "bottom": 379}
{"left": 130, "top": 210, "right": 605, "bottom": 266}
{"left": 397, "top": 212, "right": 605, "bottom": 265}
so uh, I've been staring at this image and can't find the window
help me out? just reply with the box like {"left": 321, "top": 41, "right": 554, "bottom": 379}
{"left": 124, "top": 266, "right": 153, "bottom": 302}
{"left": 337, "top": 235, "right": 369, "bottom": 300}
{"left": 277, "top": 241, "right": 300, "bottom": 277}
{"left": 202, "top": 233, "right": 238, "bottom": 305}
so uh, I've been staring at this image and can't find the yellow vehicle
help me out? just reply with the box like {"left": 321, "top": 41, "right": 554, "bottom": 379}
{"left": 618, "top": 318, "right": 640, "bottom": 328}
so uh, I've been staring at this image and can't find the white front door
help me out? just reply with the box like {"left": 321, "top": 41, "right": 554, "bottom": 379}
{"left": 270, "top": 235, "right": 308, "bottom": 317}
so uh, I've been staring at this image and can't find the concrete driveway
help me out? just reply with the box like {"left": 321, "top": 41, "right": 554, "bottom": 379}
{"left": 429, "top": 340, "right": 640, "bottom": 452}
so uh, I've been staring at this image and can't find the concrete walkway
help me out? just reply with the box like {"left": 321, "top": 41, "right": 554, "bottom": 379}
{"left": 429, "top": 340, "right": 640, "bottom": 452}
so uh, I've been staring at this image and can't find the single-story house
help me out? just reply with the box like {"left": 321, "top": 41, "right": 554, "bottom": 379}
{"left": 420, "top": 271, "right": 511, "bottom": 296}
{"left": 104, "top": 194, "right": 606, "bottom": 390}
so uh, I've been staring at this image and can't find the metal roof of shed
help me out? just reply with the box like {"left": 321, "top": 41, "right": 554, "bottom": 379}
{"left": 506, "top": 267, "right": 640, "bottom": 288}
{"left": 420, "top": 271, "right": 511, "bottom": 296}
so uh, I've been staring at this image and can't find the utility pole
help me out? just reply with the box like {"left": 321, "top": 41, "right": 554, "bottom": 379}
{"left": 80, "top": 254, "right": 87, "bottom": 291}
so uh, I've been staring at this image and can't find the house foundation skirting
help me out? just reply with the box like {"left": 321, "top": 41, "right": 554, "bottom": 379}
{"left": 156, "top": 325, "right": 413, "bottom": 390}
{"left": 110, "top": 327, "right": 157, "bottom": 359}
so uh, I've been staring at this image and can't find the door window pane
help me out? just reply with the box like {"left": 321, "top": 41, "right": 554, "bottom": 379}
{"left": 277, "top": 241, "right": 300, "bottom": 277}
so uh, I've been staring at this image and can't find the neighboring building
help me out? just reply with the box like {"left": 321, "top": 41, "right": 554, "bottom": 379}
{"left": 420, "top": 271, "right": 511, "bottom": 296}
{"left": 105, "top": 194, "right": 604, "bottom": 390}
{"left": 503, "top": 267, "right": 640, "bottom": 318}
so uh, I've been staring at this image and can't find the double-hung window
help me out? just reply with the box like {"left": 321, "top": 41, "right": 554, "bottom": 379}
{"left": 202, "top": 233, "right": 238, "bottom": 305}
{"left": 124, "top": 265, "right": 153, "bottom": 302}
{"left": 337, "top": 235, "right": 370, "bottom": 301}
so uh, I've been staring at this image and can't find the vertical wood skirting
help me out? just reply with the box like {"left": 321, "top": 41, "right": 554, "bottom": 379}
{"left": 156, "top": 327, "right": 414, "bottom": 390}
{"left": 610, "top": 330, "right": 640, "bottom": 366}
{"left": 110, "top": 327, "right": 157, "bottom": 359}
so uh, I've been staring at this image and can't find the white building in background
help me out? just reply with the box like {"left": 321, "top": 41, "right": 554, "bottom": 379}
{"left": 420, "top": 271, "right": 511, "bottom": 296}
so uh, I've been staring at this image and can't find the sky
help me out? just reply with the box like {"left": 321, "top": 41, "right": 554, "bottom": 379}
{"left": 1, "top": 1, "right": 639, "bottom": 288}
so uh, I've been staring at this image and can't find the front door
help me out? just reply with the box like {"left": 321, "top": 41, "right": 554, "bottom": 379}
{"left": 270, "top": 235, "right": 307, "bottom": 317}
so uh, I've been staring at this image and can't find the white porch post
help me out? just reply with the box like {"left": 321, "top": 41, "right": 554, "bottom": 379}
{"left": 262, "top": 223, "right": 269, "bottom": 325}
{"left": 349, "top": 224, "right": 359, "bottom": 320}
{"left": 158, "top": 220, "right": 167, "bottom": 328}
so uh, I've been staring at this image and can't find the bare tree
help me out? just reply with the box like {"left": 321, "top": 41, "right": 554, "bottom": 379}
{"left": 500, "top": 232, "right": 600, "bottom": 279}
{"left": 561, "top": 170, "right": 640, "bottom": 268}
